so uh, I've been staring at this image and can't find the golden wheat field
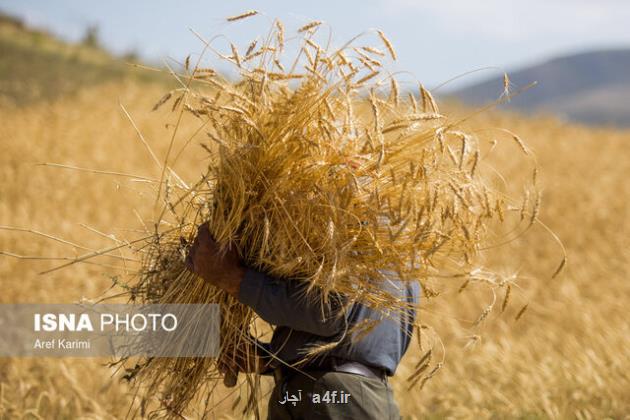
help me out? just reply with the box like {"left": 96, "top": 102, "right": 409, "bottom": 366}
{"left": 0, "top": 75, "right": 629, "bottom": 419}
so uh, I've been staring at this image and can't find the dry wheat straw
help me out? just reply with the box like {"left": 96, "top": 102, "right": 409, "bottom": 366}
{"left": 226, "top": 10, "right": 258, "bottom": 22}
{"left": 377, "top": 30, "right": 397, "bottom": 60}
{"left": 298, "top": 21, "right": 322, "bottom": 33}
{"left": 515, "top": 304, "right": 528, "bottom": 321}
{"left": 501, "top": 284, "right": 511, "bottom": 313}
{"left": 115, "top": 13, "right": 552, "bottom": 417}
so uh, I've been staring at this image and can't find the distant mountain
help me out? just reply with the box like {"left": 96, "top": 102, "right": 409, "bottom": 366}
{"left": 451, "top": 49, "right": 630, "bottom": 127}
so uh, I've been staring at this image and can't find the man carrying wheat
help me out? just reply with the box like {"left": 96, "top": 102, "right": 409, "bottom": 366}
{"left": 186, "top": 222, "right": 418, "bottom": 419}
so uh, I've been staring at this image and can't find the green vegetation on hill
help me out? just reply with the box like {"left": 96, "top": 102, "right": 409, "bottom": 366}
{"left": 0, "top": 14, "right": 167, "bottom": 106}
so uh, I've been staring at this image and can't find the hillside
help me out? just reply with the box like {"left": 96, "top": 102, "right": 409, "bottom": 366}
{"left": 0, "top": 14, "right": 164, "bottom": 106}
{"left": 452, "top": 49, "right": 630, "bottom": 127}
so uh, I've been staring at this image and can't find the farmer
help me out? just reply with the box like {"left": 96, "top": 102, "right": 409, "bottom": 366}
{"left": 186, "top": 222, "right": 419, "bottom": 420}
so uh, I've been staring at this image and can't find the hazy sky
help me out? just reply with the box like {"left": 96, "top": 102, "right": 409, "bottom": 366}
{"left": 2, "top": 0, "right": 630, "bottom": 89}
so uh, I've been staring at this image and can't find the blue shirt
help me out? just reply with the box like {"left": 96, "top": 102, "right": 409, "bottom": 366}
{"left": 238, "top": 268, "right": 420, "bottom": 376}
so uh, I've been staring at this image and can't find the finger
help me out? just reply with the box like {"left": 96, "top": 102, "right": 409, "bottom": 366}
{"left": 190, "top": 230, "right": 201, "bottom": 247}
{"left": 218, "top": 357, "right": 239, "bottom": 387}
{"left": 185, "top": 251, "right": 194, "bottom": 271}
{"left": 217, "top": 358, "right": 229, "bottom": 372}
{"left": 185, "top": 231, "right": 202, "bottom": 271}
{"left": 197, "top": 222, "right": 211, "bottom": 239}
{"left": 223, "top": 370, "right": 238, "bottom": 388}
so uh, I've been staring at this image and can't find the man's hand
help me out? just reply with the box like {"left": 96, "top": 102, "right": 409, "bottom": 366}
{"left": 218, "top": 340, "right": 271, "bottom": 387}
{"left": 185, "top": 222, "right": 245, "bottom": 298}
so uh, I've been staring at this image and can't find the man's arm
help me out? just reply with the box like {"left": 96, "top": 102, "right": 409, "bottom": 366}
{"left": 186, "top": 223, "right": 346, "bottom": 337}
{"left": 238, "top": 268, "right": 346, "bottom": 337}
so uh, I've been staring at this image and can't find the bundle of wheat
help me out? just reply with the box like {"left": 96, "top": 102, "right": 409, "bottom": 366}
{"left": 118, "top": 13, "right": 558, "bottom": 418}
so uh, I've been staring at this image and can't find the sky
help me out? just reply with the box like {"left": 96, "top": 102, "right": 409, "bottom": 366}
{"left": 2, "top": 0, "right": 630, "bottom": 90}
